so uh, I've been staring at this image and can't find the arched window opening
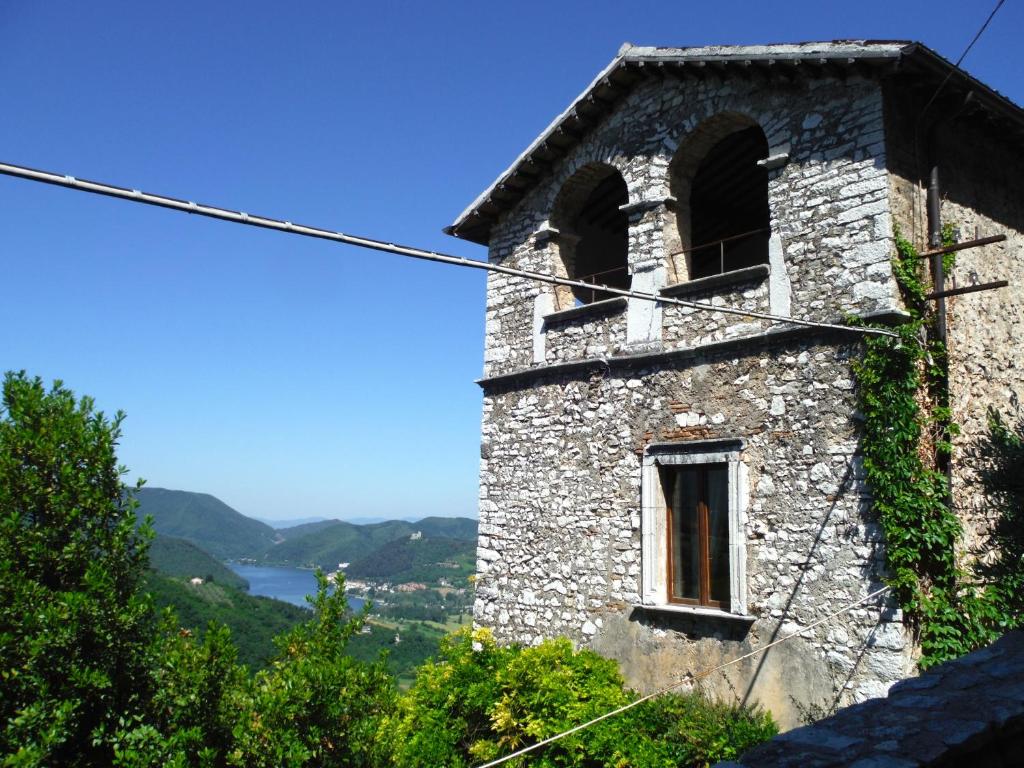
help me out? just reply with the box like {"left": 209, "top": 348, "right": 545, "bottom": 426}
{"left": 552, "top": 166, "right": 630, "bottom": 307}
{"left": 688, "top": 126, "right": 769, "bottom": 280}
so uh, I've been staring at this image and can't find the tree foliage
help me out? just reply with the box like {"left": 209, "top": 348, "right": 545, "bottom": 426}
{"left": 226, "top": 573, "right": 395, "bottom": 768}
{"left": 971, "top": 410, "right": 1024, "bottom": 628}
{"left": 0, "top": 372, "right": 154, "bottom": 765}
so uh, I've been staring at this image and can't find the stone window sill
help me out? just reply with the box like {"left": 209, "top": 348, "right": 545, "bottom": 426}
{"left": 660, "top": 264, "right": 769, "bottom": 299}
{"left": 543, "top": 296, "right": 627, "bottom": 326}
{"left": 632, "top": 603, "right": 756, "bottom": 623}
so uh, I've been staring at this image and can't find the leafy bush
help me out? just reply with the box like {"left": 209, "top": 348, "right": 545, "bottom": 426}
{"left": 112, "top": 616, "right": 246, "bottom": 768}
{"left": 227, "top": 573, "right": 396, "bottom": 768}
{"left": 382, "top": 628, "right": 776, "bottom": 768}
{"left": 604, "top": 692, "right": 778, "bottom": 767}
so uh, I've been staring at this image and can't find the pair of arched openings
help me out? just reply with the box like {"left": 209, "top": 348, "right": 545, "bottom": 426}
{"left": 550, "top": 115, "right": 770, "bottom": 308}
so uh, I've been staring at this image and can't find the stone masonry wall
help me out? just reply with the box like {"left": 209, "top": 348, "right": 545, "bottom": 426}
{"left": 884, "top": 85, "right": 1024, "bottom": 560}
{"left": 481, "top": 73, "right": 902, "bottom": 380}
{"left": 543, "top": 306, "right": 629, "bottom": 363}
{"left": 662, "top": 276, "right": 771, "bottom": 348}
{"left": 474, "top": 72, "right": 918, "bottom": 729}
{"left": 478, "top": 337, "right": 911, "bottom": 728}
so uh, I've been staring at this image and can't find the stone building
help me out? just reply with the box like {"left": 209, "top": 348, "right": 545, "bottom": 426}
{"left": 445, "top": 41, "right": 1024, "bottom": 727}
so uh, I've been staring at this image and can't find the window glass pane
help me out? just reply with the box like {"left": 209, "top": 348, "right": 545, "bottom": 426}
{"left": 706, "top": 465, "right": 730, "bottom": 605}
{"left": 668, "top": 467, "right": 700, "bottom": 601}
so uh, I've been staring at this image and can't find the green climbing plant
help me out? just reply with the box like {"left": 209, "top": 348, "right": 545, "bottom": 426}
{"left": 852, "top": 226, "right": 1001, "bottom": 668}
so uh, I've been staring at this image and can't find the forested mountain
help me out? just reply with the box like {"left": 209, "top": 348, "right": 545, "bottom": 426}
{"left": 409, "top": 516, "right": 478, "bottom": 541}
{"left": 256, "top": 516, "right": 332, "bottom": 528}
{"left": 274, "top": 519, "right": 344, "bottom": 539}
{"left": 148, "top": 534, "right": 249, "bottom": 590}
{"left": 134, "top": 487, "right": 279, "bottom": 559}
{"left": 346, "top": 536, "right": 475, "bottom": 583}
{"left": 262, "top": 517, "right": 477, "bottom": 571}
{"left": 134, "top": 487, "right": 477, "bottom": 567}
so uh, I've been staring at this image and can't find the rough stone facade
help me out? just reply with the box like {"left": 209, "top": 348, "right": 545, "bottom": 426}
{"left": 883, "top": 84, "right": 1024, "bottom": 561}
{"left": 451, "top": 43, "right": 1024, "bottom": 729}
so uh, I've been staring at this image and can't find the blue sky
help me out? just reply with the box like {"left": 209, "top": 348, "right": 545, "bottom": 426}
{"left": 2, "top": 1, "right": 1021, "bottom": 522}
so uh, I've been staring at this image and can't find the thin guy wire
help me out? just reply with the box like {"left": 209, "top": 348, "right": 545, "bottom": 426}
{"left": 918, "top": 0, "right": 1007, "bottom": 123}
{"left": 910, "top": 0, "right": 1007, "bottom": 243}
{"left": 473, "top": 584, "right": 891, "bottom": 768}
{"left": 0, "top": 161, "right": 898, "bottom": 339}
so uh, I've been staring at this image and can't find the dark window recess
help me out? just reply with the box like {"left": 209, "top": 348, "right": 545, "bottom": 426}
{"left": 570, "top": 173, "right": 629, "bottom": 305}
{"left": 689, "top": 126, "right": 770, "bottom": 280}
{"left": 663, "top": 463, "right": 730, "bottom": 608}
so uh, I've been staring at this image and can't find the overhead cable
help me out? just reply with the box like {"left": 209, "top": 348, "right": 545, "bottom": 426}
{"left": 0, "top": 161, "right": 898, "bottom": 339}
{"left": 473, "top": 585, "right": 891, "bottom": 768}
{"left": 918, "top": 0, "right": 1007, "bottom": 122}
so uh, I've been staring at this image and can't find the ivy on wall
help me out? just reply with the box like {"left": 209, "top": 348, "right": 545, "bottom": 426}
{"left": 852, "top": 227, "right": 1002, "bottom": 668}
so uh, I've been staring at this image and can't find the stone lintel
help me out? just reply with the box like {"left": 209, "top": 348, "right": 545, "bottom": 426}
{"left": 859, "top": 307, "right": 913, "bottom": 326}
{"left": 533, "top": 226, "right": 560, "bottom": 245}
{"left": 645, "top": 436, "right": 747, "bottom": 456}
{"left": 757, "top": 151, "right": 791, "bottom": 170}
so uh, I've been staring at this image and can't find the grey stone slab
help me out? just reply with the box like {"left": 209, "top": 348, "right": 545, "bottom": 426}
{"left": 777, "top": 727, "right": 864, "bottom": 752}
{"left": 847, "top": 757, "right": 921, "bottom": 768}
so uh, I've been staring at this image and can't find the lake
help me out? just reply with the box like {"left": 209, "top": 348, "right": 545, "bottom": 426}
{"left": 227, "top": 563, "right": 365, "bottom": 611}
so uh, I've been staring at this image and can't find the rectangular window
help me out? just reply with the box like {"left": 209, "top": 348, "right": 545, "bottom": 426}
{"left": 663, "top": 464, "right": 730, "bottom": 608}
{"left": 640, "top": 439, "right": 747, "bottom": 617}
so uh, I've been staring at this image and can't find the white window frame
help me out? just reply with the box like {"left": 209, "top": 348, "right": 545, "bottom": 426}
{"left": 640, "top": 438, "right": 748, "bottom": 618}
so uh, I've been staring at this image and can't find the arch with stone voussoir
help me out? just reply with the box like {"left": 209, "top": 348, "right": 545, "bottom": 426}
{"left": 547, "top": 160, "right": 632, "bottom": 310}
{"left": 665, "top": 111, "right": 771, "bottom": 283}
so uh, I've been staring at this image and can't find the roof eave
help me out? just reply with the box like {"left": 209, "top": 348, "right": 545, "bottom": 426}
{"left": 446, "top": 41, "right": 1024, "bottom": 246}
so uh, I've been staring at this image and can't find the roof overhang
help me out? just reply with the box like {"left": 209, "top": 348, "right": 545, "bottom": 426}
{"left": 446, "top": 40, "right": 1024, "bottom": 246}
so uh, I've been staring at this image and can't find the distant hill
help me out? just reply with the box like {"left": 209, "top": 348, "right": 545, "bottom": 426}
{"left": 414, "top": 517, "right": 478, "bottom": 541}
{"left": 262, "top": 518, "right": 478, "bottom": 571}
{"left": 274, "top": 519, "right": 344, "bottom": 539}
{"left": 343, "top": 515, "right": 420, "bottom": 525}
{"left": 133, "top": 487, "right": 477, "bottom": 569}
{"left": 346, "top": 536, "right": 476, "bottom": 583}
{"left": 148, "top": 534, "right": 249, "bottom": 590}
{"left": 256, "top": 516, "right": 334, "bottom": 529}
{"left": 135, "top": 488, "right": 278, "bottom": 560}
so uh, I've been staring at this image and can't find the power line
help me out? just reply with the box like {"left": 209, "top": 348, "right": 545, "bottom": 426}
{"left": 473, "top": 585, "right": 891, "bottom": 768}
{"left": 919, "top": 0, "right": 1007, "bottom": 122}
{"left": 0, "top": 161, "right": 897, "bottom": 339}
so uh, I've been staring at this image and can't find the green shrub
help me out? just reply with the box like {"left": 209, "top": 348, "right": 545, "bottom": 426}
{"left": 227, "top": 572, "right": 396, "bottom": 768}
{"left": 970, "top": 409, "right": 1024, "bottom": 629}
{"left": 382, "top": 628, "right": 776, "bottom": 768}
{"left": 603, "top": 693, "right": 778, "bottom": 767}
{"left": 853, "top": 230, "right": 1024, "bottom": 667}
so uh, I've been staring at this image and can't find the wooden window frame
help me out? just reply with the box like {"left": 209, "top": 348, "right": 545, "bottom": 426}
{"left": 640, "top": 439, "right": 747, "bottom": 617}
{"left": 665, "top": 463, "right": 727, "bottom": 609}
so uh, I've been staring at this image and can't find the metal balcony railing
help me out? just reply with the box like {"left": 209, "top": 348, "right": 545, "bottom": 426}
{"left": 673, "top": 227, "right": 770, "bottom": 279}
